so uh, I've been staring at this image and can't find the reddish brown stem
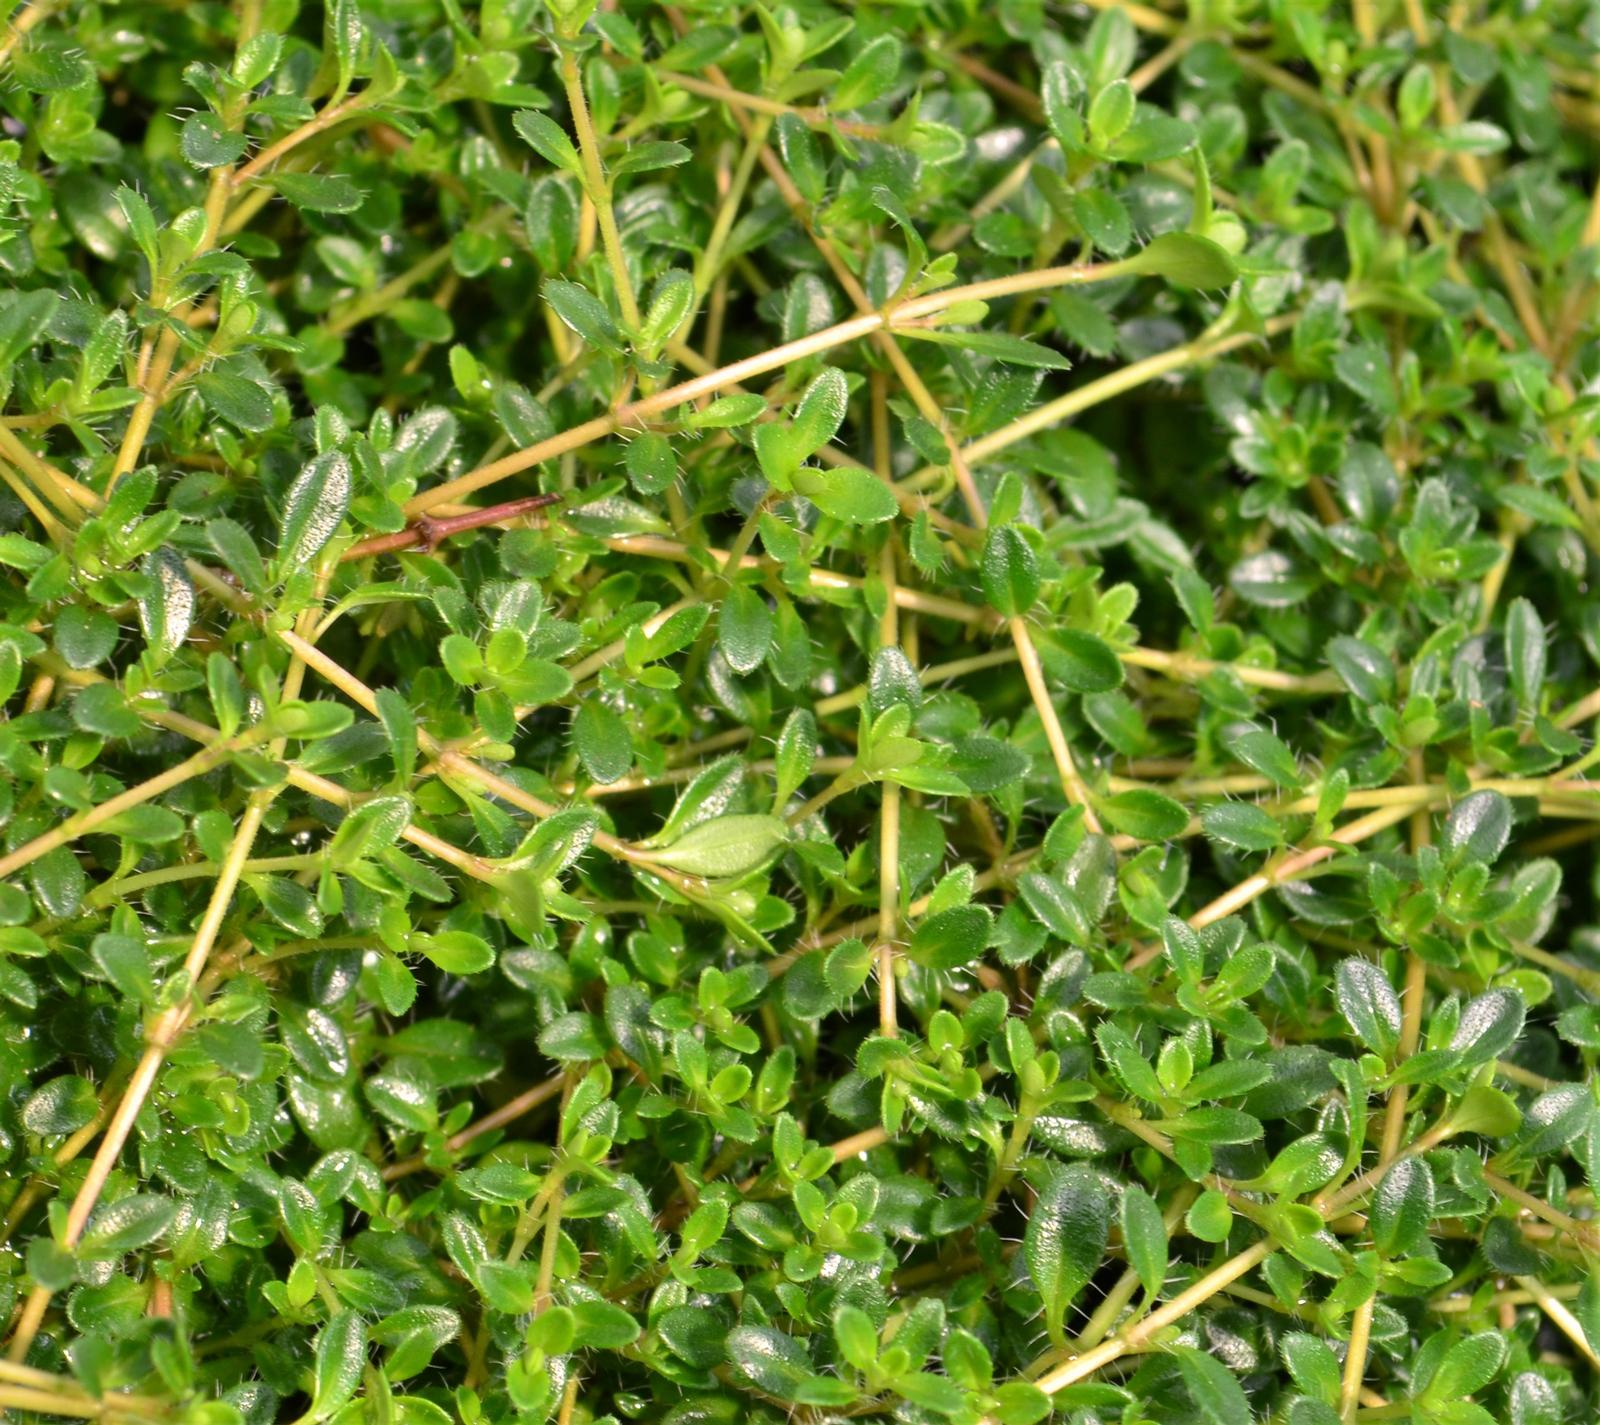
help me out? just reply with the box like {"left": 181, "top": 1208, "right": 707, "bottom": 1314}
{"left": 342, "top": 493, "right": 560, "bottom": 562}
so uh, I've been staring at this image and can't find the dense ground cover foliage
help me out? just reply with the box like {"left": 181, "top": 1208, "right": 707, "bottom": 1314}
{"left": 3, "top": 0, "right": 1600, "bottom": 1421}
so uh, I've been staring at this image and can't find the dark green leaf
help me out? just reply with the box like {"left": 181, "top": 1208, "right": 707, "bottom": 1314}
{"left": 980, "top": 525, "right": 1039, "bottom": 617}
{"left": 1371, "top": 1157, "right": 1433, "bottom": 1256}
{"left": 1335, "top": 959, "right": 1402, "bottom": 1058}
{"left": 1025, "top": 1164, "right": 1109, "bottom": 1340}
{"left": 277, "top": 452, "right": 351, "bottom": 576}
{"left": 269, "top": 173, "right": 365, "bottom": 213}
{"left": 572, "top": 701, "right": 632, "bottom": 784}
{"left": 1120, "top": 1184, "right": 1167, "bottom": 1297}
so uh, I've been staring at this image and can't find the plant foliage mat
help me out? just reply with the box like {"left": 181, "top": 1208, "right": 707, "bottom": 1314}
{"left": 2, "top": 0, "right": 1600, "bottom": 1423}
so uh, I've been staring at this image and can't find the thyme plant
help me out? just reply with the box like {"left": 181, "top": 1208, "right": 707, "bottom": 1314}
{"left": 1, "top": 0, "right": 1599, "bottom": 1423}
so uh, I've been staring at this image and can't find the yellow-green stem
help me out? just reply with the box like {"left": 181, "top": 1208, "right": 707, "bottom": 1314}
{"left": 561, "top": 50, "right": 642, "bottom": 333}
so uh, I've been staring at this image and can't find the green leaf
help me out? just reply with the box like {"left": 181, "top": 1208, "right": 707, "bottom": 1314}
{"left": 367, "top": 1074, "right": 437, "bottom": 1131}
{"left": 774, "top": 709, "right": 817, "bottom": 806}
{"left": 908, "top": 904, "right": 993, "bottom": 971}
{"left": 1017, "top": 872, "right": 1089, "bottom": 944}
{"left": 544, "top": 279, "right": 618, "bottom": 348}
{"left": 277, "top": 452, "right": 352, "bottom": 576}
{"left": 1370, "top": 1157, "right": 1433, "bottom": 1256}
{"left": 835, "top": 34, "right": 901, "bottom": 109}
{"left": 1333, "top": 343, "right": 1398, "bottom": 416}
{"left": 375, "top": 1306, "right": 460, "bottom": 1382}
{"left": 26, "top": 1238, "right": 77, "bottom": 1292}
{"left": 30, "top": 848, "right": 86, "bottom": 919}
{"left": 572, "top": 701, "right": 632, "bottom": 785}
{"left": 1025, "top": 1163, "right": 1109, "bottom": 1341}
{"left": 1327, "top": 636, "right": 1395, "bottom": 704}
{"left": 1088, "top": 80, "right": 1134, "bottom": 149}
{"left": 793, "top": 465, "right": 898, "bottom": 525}
{"left": 180, "top": 113, "right": 248, "bottom": 169}
{"left": 1042, "top": 629, "right": 1122, "bottom": 692}
{"left": 1160, "top": 1107, "right": 1262, "bottom": 1144}
{"left": 1185, "top": 1189, "right": 1233, "bottom": 1243}
{"left": 1201, "top": 802, "right": 1283, "bottom": 852}
{"left": 1426, "top": 1332, "right": 1507, "bottom": 1401}
{"left": 1577, "top": 1273, "right": 1600, "bottom": 1360}
{"left": 611, "top": 141, "right": 692, "bottom": 177}
{"left": 513, "top": 111, "right": 582, "bottom": 174}
{"left": 309, "top": 1311, "right": 368, "bottom": 1421}
{"left": 208, "top": 517, "right": 268, "bottom": 594}
{"left": 91, "top": 934, "right": 155, "bottom": 1003}
{"left": 72, "top": 684, "right": 142, "bottom": 739}
{"left": 14, "top": 42, "right": 93, "bottom": 91}
{"left": 233, "top": 31, "right": 284, "bottom": 87}
{"left": 568, "top": 1298, "right": 640, "bottom": 1347}
{"left": 1161, "top": 916, "right": 1203, "bottom": 982}
{"left": 719, "top": 584, "right": 773, "bottom": 675}
{"left": 624, "top": 432, "right": 676, "bottom": 495}
{"left": 325, "top": 0, "right": 361, "bottom": 94}
{"left": 1097, "top": 1022, "right": 1164, "bottom": 1103}
{"left": 524, "top": 176, "right": 579, "bottom": 273}
{"left": 1449, "top": 988, "right": 1525, "bottom": 1067}
{"left": 1098, "top": 789, "right": 1188, "bottom": 841}
{"left": 1174, "top": 1346, "right": 1252, "bottom": 1425}
{"left": 269, "top": 172, "right": 365, "bottom": 213}
{"left": 1120, "top": 1184, "right": 1167, "bottom": 1297}
{"left": 660, "top": 1307, "right": 728, "bottom": 1368}
{"left": 1226, "top": 728, "right": 1301, "bottom": 789}
{"left": 0, "top": 290, "right": 58, "bottom": 369}
{"left": 992, "top": 1383, "right": 1052, "bottom": 1425}
{"left": 686, "top": 394, "right": 766, "bottom": 429}
{"left": 1442, "top": 790, "right": 1513, "bottom": 863}
{"left": 896, "top": 1374, "right": 967, "bottom": 1415}
{"left": 412, "top": 930, "right": 495, "bottom": 976}
{"left": 114, "top": 187, "right": 159, "bottom": 266}
{"left": 1039, "top": 62, "right": 1082, "bottom": 148}
{"left": 1498, "top": 482, "right": 1580, "bottom": 530}
{"left": 1282, "top": 1333, "right": 1341, "bottom": 1404}
{"left": 21, "top": 1074, "right": 98, "bottom": 1135}
{"left": 1335, "top": 959, "right": 1401, "bottom": 1059}
{"left": 980, "top": 525, "right": 1039, "bottom": 617}
{"left": 375, "top": 688, "right": 418, "bottom": 784}
{"left": 652, "top": 815, "right": 788, "bottom": 878}
{"left": 640, "top": 272, "right": 695, "bottom": 352}
{"left": 775, "top": 113, "right": 826, "bottom": 203}
{"left": 138, "top": 548, "right": 195, "bottom": 659}
{"left": 539, "top": 1012, "right": 604, "bottom": 1060}
{"left": 1109, "top": 110, "right": 1195, "bottom": 163}
{"left": 0, "top": 533, "right": 52, "bottom": 573}
{"left": 1444, "top": 1085, "right": 1523, "bottom": 1138}
{"left": 1504, "top": 597, "right": 1546, "bottom": 713}
{"left": 824, "top": 1308, "right": 874, "bottom": 1375}
{"left": 791, "top": 368, "right": 851, "bottom": 461}
{"left": 81, "top": 1195, "right": 177, "bottom": 1254}
{"left": 55, "top": 605, "right": 120, "bottom": 669}
{"left": 196, "top": 370, "right": 275, "bottom": 431}
{"left": 726, "top": 1325, "right": 814, "bottom": 1395}
{"left": 1119, "top": 232, "right": 1237, "bottom": 289}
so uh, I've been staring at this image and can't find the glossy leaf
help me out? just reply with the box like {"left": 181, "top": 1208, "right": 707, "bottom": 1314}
{"left": 1335, "top": 959, "right": 1402, "bottom": 1059}
{"left": 1025, "top": 1164, "right": 1109, "bottom": 1341}
{"left": 277, "top": 452, "right": 352, "bottom": 576}
{"left": 1371, "top": 1157, "right": 1433, "bottom": 1256}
